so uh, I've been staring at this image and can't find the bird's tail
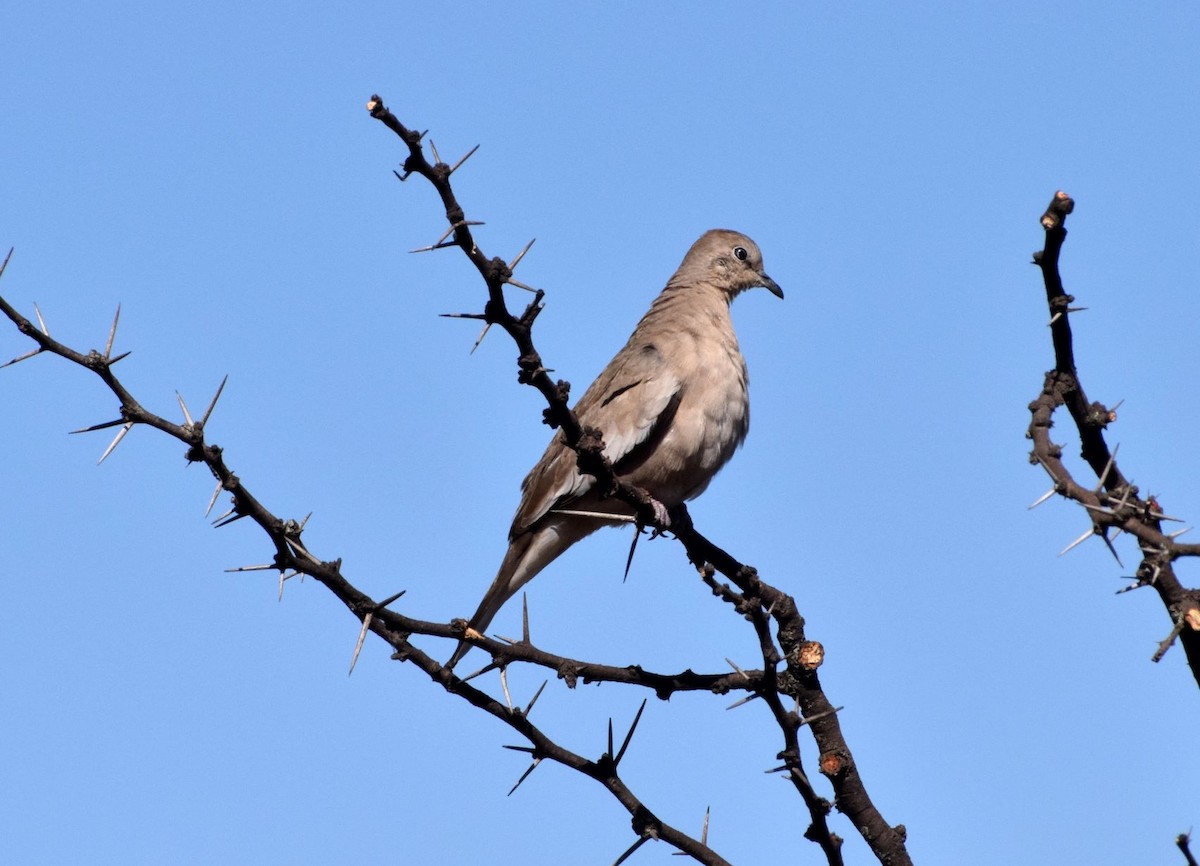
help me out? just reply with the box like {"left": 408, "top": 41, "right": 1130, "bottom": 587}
{"left": 445, "top": 517, "right": 597, "bottom": 670}
{"left": 445, "top": 530, "right": 537, "bottom": 670}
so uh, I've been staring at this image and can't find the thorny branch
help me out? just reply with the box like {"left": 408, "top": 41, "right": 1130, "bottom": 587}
{"left": 1027, "top": 191, "right": 1200, "bottom": 689}
{"left": 367, "top": 94, "right": 910, "bottom": 866}
{"left": 0, "top": 95, "right": 911, "bottom": 866}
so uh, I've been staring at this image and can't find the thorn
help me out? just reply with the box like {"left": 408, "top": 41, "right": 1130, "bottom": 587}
{"left": 1080, "top": 501, "right": 1115, "bottom": 515}
{"left": 1058, "top": 527, "right": 1095, "bottom": 557}
{"left": 1167, "top": 527, "right": 1192, "bottom": 540}
{"left": 1100, "top": 532, "right": 1123, "bottom": 567}
{"left": 623, "top": 525, "right": 640, "bottom": 583}
{"left": 278, "top": 570, "right": 297, "bottom": 601}
{"left": 701, "top": 806, "right": 710, "bottom": 846}
{"left": 448, "top": 143, "right": 480, "bottom": 174}
{"left": 1094, "top": 443, "right": 1119, "bottom": 492}
{"left": 200, "top": 375, "right": 228, "bottom": 427}
{"left": 549, "top": 509, "right": 637, "bottom": 523}
{"left": 1048, "top": 311, "right": 1062, "bottom": 326}
{"left": 0, "top": 346, "right": 43, "bottom": 368}
{"left": 69, "top": 418, "right": 127, "bottom": 434}
{"left": 614, "top": 699, "right": 647, "bottom": 766}
{"left": 409, "top": 240, "right": 458, "bottom": 254}
{"left": 428, "top": 138, "right": 442, "bottom": 164}
{"left": 176, "top": 391, "right": 194, "bottom": 427}
{"left": 1028, "top": 488, "right": 1058, "bottom": 509}
{"left": 348, "top": 612, "right": 373, "bottom": 675}
{"left": 469, "top": 322, "right": 491, "bottom": 354}
{"left": 500, "top": 665, "right": 514, "bottom": 711}
{"left": 524, "top": 680, "right": 548, "bottom": 716}
{"left": 439, "top": 312, "right": 488, "bottom": 320}
{"left": 507, "top": 757, "right": 542, "bottom": 796}
{"left": 224, "top": 563, "right": 276, "bottom": 572}
{"left": 501, "top": 744, "right": 536, "bottom": 755}
{"left": 764, "top": 765, "right": 789, "bottom": 774}
{"left": 1065, "top": 306, "right": 1088, "bottom": 313}
{"left": 607, "top": 717, "right": 614, "bottom": 759}
{"left": 0, "top": 247, "right": 11, "bottom": 279}
{"left": 298, "top": 512, "right": 313, "bottom": 531}
{"left": 374, "top": 589, "right": 406, "bottom": 610}
{"left": 1037, "top": 460, "right": 1059, "bottom": 484}
{"left": 726, "top": 692, "right": 761, "bottom": 711}
{"left": 212, "top": 510, "right": 248, "bottom": 528}
{"left": 392, "top": 168, "right": 411, "bottom": 183}
{"left": 789, "top": 765, "right": 813, "bottom": 786}
{"left": 428, "top": 219, "right": 485, "bottom": 251}
{"left": 460, "top": 660, "right": 502, "bottom": 683}
{"left": 286, "top": 536, "right": 319, "bottom": 565}
{"left": 506, "top": 277, "right": 540, "bottom": 293}
{"left": 612, "top": 835, "right": 651, "bottom": 866}
{"left": 107, "top": 350, "right": 131, "bottom": 365}
{"left": 1115, "top": 580, "right": 1146, "bottom": 595}
{"left": 98, "top": 421, "right": 134, "bottom": 464}
{"left": 33, "top": 302, "right": 49, "bottom": 336}
{"left": 205, "top": 481, "right": 223, "bottom": 518}
{"left": 521, "top": 593, "right": 530, "bottom": 644}
{"left": 1149, "top": 511, "right": 1185, "bottom": 523}
{"left": 508, "top": 238, "right": 536, "bottom": 271}
{"left": 725, "top": 657, "right": 751, "bottom": 681}
{"left": 799, "top": 705, "right": 844, "bottom": 727}
{"left": 104, "top": 304, "right": 121, "bottom": 359}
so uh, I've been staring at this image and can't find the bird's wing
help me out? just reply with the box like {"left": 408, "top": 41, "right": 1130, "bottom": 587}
{"left": 510, "top": 341, "right": 682, "bottom": 537}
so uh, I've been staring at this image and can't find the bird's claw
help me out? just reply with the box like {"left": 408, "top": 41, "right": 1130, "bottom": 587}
{"left": 650, "top": 498, "right": 671, "bottom": 530}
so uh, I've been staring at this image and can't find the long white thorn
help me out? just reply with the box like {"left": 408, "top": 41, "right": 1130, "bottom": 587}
{"left": 509, "top": 238, "right": 536, "bottom": 270}
{"left": 205, "top": 481, "right": 223, "bottom": 518}
{"left": 1058, "top": 527, "right": 1095, "bottom": 557}
{"left": 104, "top": 304, "right": 121, "bottom": 359}
{"left": 349, "top": 612, "right": 373, "bottom": 676}
{"left": 176, "top": 392, "right": 194, "bottom": 427}
{"left": 98, "top": 421, "right": 134, "bottom": 464}
{"left": 1028, "top": 488, "right": 1057, "bottom": 509}
{"left": 200, "top": 375, "right": 228, "bottom": 427}
{"left": 1094, "top": 443, "right": 1120, "bottom": 492}
{"left": 33, "top": 303, "right": 49, "bottom": 336}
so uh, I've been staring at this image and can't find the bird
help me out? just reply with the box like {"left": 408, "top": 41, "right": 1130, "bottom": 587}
{"left": 450, "top": 229, "right": 782, "bottom": 667}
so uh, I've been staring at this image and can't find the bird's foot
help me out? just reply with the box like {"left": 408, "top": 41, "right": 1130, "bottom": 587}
{"left": 649, "top": 497, "right": 671, "bottom": 531}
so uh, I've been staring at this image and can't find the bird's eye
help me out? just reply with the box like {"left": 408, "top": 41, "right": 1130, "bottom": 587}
{"left": 733, "top": 246, "right": 748, "bottom": 261}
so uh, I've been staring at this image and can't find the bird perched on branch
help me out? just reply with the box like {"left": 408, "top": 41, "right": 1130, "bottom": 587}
{"left": 451, "top": 229, "right": 782, "bottom": 667}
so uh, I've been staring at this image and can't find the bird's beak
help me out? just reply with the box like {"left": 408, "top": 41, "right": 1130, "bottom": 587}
{"left": 759, "top": 273, "right": 784, "bottom": 299}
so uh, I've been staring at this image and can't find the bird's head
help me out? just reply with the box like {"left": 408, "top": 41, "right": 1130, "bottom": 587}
{"left": 675, "top": 229, "right": 784, "bottom": 300}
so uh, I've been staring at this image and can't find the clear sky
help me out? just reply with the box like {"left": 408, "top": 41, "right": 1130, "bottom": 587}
{"left": 3, "top": 3, "right": 1198, "bottom": 864}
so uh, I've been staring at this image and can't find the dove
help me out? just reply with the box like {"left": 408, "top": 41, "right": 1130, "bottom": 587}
{"left": 451, "top": 229, "right": 781, "bottom": 666}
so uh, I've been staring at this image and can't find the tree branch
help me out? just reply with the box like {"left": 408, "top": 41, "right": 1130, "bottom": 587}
{"left": 0, "top": 97, "right": 914, "bottom": 865}
{"left": 1026, "top": 191, "right": 1200, "bottom": 688}
{"left": 367, "top": 94, "right": 912, "bottom": 865}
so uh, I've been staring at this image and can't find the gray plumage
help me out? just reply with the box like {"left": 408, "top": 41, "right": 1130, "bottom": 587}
{"left": 453, "top": 229, "right": 782, "bottom": 665}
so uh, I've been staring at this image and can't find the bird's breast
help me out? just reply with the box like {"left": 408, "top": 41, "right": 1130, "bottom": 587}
{"left": 620, "top": 325, "right": 749, "bottom": 506}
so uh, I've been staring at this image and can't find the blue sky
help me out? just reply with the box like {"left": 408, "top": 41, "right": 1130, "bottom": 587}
{"left": 3, "top": 3, "right": 1198, "bottom": 864}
